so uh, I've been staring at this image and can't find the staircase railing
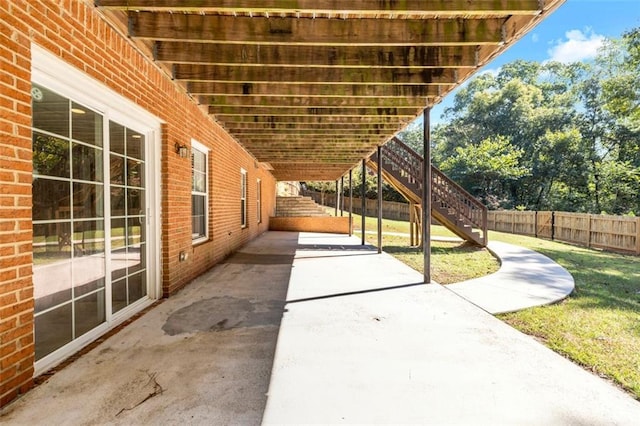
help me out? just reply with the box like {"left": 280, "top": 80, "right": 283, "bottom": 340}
{"left": 381, "top": 137, "right": 422, "bottom": 186}
{"left": 380, "top": 137, "right": 488, "bottom": 246}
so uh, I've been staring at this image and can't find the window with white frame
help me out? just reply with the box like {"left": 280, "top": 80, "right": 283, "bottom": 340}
{"left": 241, "top": 169, "right": 247, "bottom": 228}
{"left": 191, "top": 140, "right": 208, "bottom": 242}
{"left": 256, "top": 179, "right": 262, "bottom": 224}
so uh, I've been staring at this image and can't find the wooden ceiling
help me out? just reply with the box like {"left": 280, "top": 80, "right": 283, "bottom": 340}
{"left": 95, "top": 0, "right": 565, "bottom": 181}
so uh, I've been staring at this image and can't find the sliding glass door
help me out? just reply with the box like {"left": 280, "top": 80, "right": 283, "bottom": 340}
{"left": 32, "top": 84, "right": 150, "bottom": 361}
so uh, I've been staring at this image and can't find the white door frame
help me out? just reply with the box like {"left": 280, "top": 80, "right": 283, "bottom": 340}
{"left": 31, "top": 44, "right": 163, "bottom": 375}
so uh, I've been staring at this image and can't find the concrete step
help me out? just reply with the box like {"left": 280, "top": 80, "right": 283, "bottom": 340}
{"left": 276, "top": 196, "right": 330, "bottom": 217}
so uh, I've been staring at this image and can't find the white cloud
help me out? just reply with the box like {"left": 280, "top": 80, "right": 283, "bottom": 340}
{"left": 478, "top": 67, "right": 501, "bottom": 77}
{"left": 547, "top": 29, "right": 605, "bottom": 63}
{"left": 531, "top": 33, "right": 540, "bottom": 43}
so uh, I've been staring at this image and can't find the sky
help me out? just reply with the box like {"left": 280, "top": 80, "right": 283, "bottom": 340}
{"left": 423, "top": 0, "right": 640, "bottom": 127}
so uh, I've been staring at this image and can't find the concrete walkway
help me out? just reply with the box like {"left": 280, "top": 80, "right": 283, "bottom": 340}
{"left": 2, "top": 232, "right": 639, "bottom": 424}
{"left": 448, "top": 241, "right": 575, "bottom": 314}
{"left": 262, "top": 233, "right": 640, "bottom": 424}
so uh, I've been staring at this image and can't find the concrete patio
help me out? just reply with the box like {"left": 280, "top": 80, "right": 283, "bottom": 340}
{"left": 2, "top": 231, "right": 639, "bottom": 425}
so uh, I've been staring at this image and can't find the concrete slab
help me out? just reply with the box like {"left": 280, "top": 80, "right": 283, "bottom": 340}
{"left": 262, "top": 233, "right": 640, "bottom": 425}
{"left": 448, "top": 241, "right": 575, "bottom": 314}
{"left": 3, "top": 231, "right": 639, "bottom": 425}
{"left": 1, "top": 232, "right": 297, "bottom": 426}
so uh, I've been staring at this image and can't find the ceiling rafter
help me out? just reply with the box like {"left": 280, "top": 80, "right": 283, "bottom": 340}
{"left": 173, "top": 64, "right": 464, "bottom": 85}
{"left": 199, "top": 95, "right": 430, "bottom": 109}
{"left": 187, "top": 82, "right": 450, "bottom": 98}
{"left": 96, "top": 0, "right": 546, "bottom": 16}
{"left": 95, "top": 0, "right": 566, "bottom": 181}
{"left": 155, "top": 43, "right": 481, "bottom": 69}
{"left": 129, "top": 13, "right": 505, "bottom": 46}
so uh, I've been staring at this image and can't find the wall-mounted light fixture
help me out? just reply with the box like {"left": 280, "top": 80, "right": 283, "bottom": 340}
{"left": 175, "top": 142, "right": 189, "bottom": 158}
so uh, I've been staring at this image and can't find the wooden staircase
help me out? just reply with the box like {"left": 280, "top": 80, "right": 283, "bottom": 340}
{"left": 275, "top": 196, "right": 330, "bottom": 217}
{"left": 368, "top": 137, "right": 487, "bottom": 247}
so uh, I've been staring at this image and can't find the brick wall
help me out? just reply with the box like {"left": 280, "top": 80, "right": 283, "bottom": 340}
{"left": 269, "top": 217, "right": 351, "bottom": 234}
{"left": 0, "top": 1, "right": 36, "bottom": 408}
{"left": 0, "top": 0, "right": 276, "bottom": 406}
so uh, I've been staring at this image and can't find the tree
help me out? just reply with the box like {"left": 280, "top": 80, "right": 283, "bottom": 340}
{"left": 432, "top": 60, "right": 580, "bottom": 209}
{"left": 431, "top": 35, "right": 640, "bottom": 215}
{"left": 439, "top": 136, "right": 529, "bottom": 209}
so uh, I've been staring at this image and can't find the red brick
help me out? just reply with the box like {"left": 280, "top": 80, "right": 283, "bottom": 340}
{"left": 0, "top": 317, "right": 17, "bottom": 334}
{"left": 0, "top": 368, "right": 32, "bottom": 398}
{"left": 0, "top": 324, "right": 32, "bottom": 352}
{"left": 0, "top": 292, "right": 17, "bottom": 306}
{"left": 0, "top": 341, "right": 16, "bottom": 359}
{"left": 0, "top": 300, "right": 30, "bottom": 320}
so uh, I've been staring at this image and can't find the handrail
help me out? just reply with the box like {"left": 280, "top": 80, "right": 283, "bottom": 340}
{"left": 381, "top": 138, "right": 422, "bottom": 183}
{"left": 377, "top": 136, "right": 488, "bottom": 245}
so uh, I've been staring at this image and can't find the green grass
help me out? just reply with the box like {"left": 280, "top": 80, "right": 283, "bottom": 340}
{"left": 381, "top": 234, "right": 500, "bottom": 284}
{"left": 489, "top": 230, "right": 640, "bottom": 399}
{"left": 325, "top": 208, "right": 458, "bottom": 238}
{"left": 339, "top": 209, "right": 499, "bottom": 284}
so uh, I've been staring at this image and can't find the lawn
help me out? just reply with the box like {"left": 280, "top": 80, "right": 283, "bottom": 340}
{"left": 489, "top": 230, "right": 640, "bottom": 400}
{"left": 336, "top": 209, "right": 500, "bottom": 284}
{"left": 334, "top": 209, "right": 640, "bottom": 399}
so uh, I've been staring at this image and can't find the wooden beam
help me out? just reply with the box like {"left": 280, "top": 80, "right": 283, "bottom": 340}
{"left": 156, "top": 42, "right": 480, "bottom": 68}
{"left": 245, "top": 147, "right": 382, "bottom": 154}
{"left": 199, "top": 95, "right": 430, "bottom": 108}
{"left": 209, "top": 106, "right": 419, "bottom": 116}
{"left": 272, "top": 171, "right": 350, "bottom": 181}
{"left": 269, "top": 163, "right": 357, "bottom": 181}
{"left": 215, "top": 115, "right": 410, "bottom": 124}
{"left": 242, "top": 139, "right": 384, "bottom": 145}
{"left": 229, "top": 128, "right": 394, "bottom": 135}
{"left": 252, "top": 154, "right": 372, "bottom": 163}
{"left": 129, "top": 13, "right": 504, "bottom": 46}
{"left": 175, "top": 64, "right": 462, "bottom": 85}
{"left": 98, "top": 0, "right": 544, "bottom": 16}
{"left": 223, "top": 122, "right": 401, "bottom": 131}
{"left": 189, "top": 82, "right": 450, "bottom": 98}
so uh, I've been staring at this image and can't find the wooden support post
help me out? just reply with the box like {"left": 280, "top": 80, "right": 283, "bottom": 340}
{"left": 410, "top": 202, "right": 415, "bottom": 246}
{"left": 335, "top": 180, "right": 338, "bottom": 216}
{"left": 340, "top": 176, "right": 345, "bottom": 217}
{"left": 377, "top": 145, "right": 382, "bottom": 254}
{"left": 349, "top": 169, "right": 353, "bottom": 236}
{"left": 362, "top": 159, "right": 366, "bottom": 245}
{"left": 422, "top": 109, "right": 432, "bottom": 283}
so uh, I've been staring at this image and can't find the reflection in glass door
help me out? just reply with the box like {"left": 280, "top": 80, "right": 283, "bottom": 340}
{"left": 109, "top": 121, "right": 147, "bottom": 313}
{"left": 31, "top": 84, "right": 148, "bottom": 361}
{"left": 31, "top": 85, "right": 106, "bottom": 359}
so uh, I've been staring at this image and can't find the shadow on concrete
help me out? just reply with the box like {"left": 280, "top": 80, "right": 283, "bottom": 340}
{"left": 287, "top": 281, "right": 425, "bottom": 304}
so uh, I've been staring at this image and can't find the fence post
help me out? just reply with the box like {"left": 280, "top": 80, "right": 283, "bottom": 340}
{"left": 636, "top": 217, "right": 640, "bottom": 255}
{"left": 511, "top": 211, "right": 515, "bottom": 234}
{"left": 586, "top": 214, "right": 592, "bottom": 248}
{"left": 534, "top": 211, "right": 538, "bottom": 238}
{"left": 551, "top": 211, "right": 555, "bottom": 241}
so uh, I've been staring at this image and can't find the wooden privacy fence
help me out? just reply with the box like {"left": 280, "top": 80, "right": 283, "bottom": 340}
{"left": 488, "top": 211, "right": 640, "bottom": 255}
{"left": 304, "top": 191, "right": 410, "bottom": 221}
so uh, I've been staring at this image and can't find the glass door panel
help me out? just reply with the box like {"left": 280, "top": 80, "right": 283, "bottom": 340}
{"left": 109, "top": 121, "right": 147, "bottom": 313}
{"left": 32, "top": 84, "right": 151, "bottom": 361}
